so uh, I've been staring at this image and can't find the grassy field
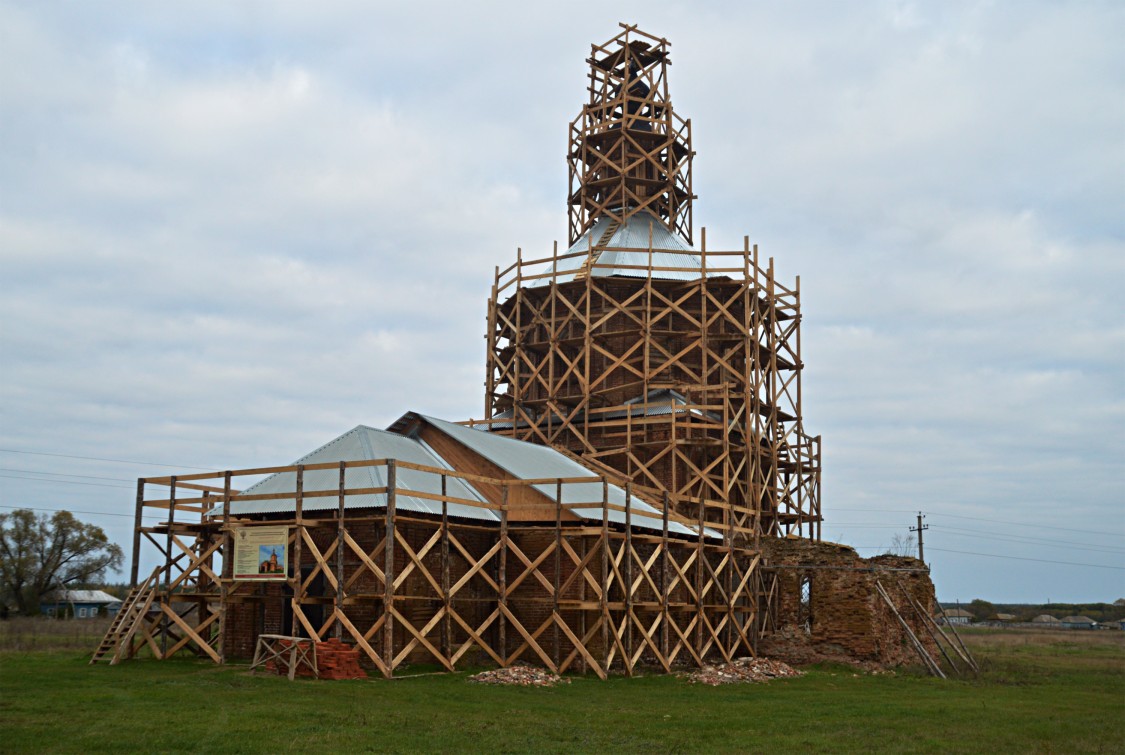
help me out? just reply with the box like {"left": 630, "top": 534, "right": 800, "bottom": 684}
{"left": 0, "top": 623, "right": 1122, "bottom": 753}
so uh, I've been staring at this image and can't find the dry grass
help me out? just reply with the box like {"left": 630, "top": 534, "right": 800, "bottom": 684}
{"left": 0, "top": 616, "right": 112, "bottom": 651}
{"left": 960, "top": 627, "right": 1125, "bottom": 678}
{"left": 961, "top": 627, "right": 1125, "bottom": 649}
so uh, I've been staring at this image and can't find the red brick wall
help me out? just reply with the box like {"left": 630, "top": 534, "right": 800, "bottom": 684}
{"left": 759, "top": 539, "right": 939, "bottom": 667}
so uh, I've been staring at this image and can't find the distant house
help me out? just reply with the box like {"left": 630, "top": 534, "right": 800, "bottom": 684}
{"left": 1061, "top": 615, "right": 1096, "bottom": 630}
{"left": 939, "top": 608, "right": 973, "bottom": 625}
{"left": 991, "top": 613, "right": 1016, "bottom": 623}
{"left": 41, "top": 590, "right": 122, "bottom": 619}
{"left": 1102, "top": 619, "right": 1125, "bottom": 630}
{"left": 1031, "top": 614, "right": 1061, "bottom": 626}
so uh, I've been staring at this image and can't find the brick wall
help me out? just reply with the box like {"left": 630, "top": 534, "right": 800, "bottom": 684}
{"left": 758, "top": 539, "right": 940, "bottom": 667}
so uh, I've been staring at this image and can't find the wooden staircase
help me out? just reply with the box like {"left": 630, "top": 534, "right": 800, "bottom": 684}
{"left": 90, "top": 566, "right": 162, "bottom": 665}
{"left": 575, "top": 218, "right": 622, "bottom": 280}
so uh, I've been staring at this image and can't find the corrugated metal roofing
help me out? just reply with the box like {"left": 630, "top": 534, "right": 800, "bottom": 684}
{"left": 544, "top": 212, "right": 707, "bottom": 283}
{"left": 210, "top": 425, "right": 496, "bottom": 522}
{"left": 209, "top": 414, "right": 716, "bottom": 539}
{"left": 46, "top": 590, "right": 121, "bottom": 604}
{"left": 416, "top": 414, "right": 715, "bottom": 538}
{"left": 477, "top": 390, "right": 709, "bottom": 428}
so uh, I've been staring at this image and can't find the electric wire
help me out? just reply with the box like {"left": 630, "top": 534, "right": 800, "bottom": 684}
{"left": 0, "top": 467, "right": 136, "bottom": 483}
{"left": 0, "top": 504, "right": 164, "bottom": 522}
{"left": 0, "top": 474, "right": 135, "bottom": 490}
{"left": 0, "top": 448, "right": 213, "bottom": 470}
{"left": 926, "top": 546, "right": 1125, "bottom": 570}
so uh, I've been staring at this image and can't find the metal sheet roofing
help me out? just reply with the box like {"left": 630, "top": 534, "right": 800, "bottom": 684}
{"left": 416, "top": 414, "right": 714, "bottom": 538}
{"left": 211, "top": 425, "right": 496, "bottom": 522}
{"left": 209, "top": 413, "right": 716, "bottom": 539}
{"left": 544, "top": 212, "right": 706, "bottom": 283}
{"left": 45, "top": 590, "right": 121, "bottom": 604}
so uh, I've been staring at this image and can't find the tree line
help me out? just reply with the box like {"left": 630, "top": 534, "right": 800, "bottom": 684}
{"left": 942, "top": 598, "right": 1125, "bottom": 623}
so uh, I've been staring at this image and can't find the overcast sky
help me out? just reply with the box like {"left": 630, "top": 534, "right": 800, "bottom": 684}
{"left": 2, "top": 1, "right": 1121, "bottom": 604}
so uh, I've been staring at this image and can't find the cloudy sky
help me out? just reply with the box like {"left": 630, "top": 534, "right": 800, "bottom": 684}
{"left": 2, "top": 1, "right": 1121, "bottom": 603}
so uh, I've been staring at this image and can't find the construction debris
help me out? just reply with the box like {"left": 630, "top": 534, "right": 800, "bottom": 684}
{"left": 262, "top": 638, "right": 368, "bottom": 680}
{"left": 468, "top": 663, "right": 571, "bottom": 687}
{"left": 680, "top": 657, "right": 802, "bottom": 686}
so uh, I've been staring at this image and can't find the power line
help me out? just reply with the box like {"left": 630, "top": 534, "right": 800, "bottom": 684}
{"left": 0, "top": 474, "right": 135, "bottom": 490}
{"left": 935, "top": 525, "right": 1125, "bottom": 554}
{"left": 929, "top": 512, "right": 1117, "bottom": 537}
{"left": 0, "top": 448, "right": 213, "bottom": 470}
{"left": 828, "top": 519, "right": 1125, "bottom": 555}
{"left": 927, "top": 546, "right": 1125, "bottom": 570}
{"left": 832, "top": 508, "right": 1120, "bottom": 538}
{"left": 0, "top": 467, "right": 136, "bottom": 483}
{"left": 823, "top": 523, "right": 912, "bottom": 529}
{"left": 0, "top": 504, "right": 164, "bottom": 521}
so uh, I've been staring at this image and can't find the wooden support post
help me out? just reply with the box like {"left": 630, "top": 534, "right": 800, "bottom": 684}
{"left": 727, "top": 497, "right": 735, "bottom": 656}
{"left": 900, "top": 585, "right": 960, "bottom": 674}
{"left": 695, "top": 496, "right": 704, "bottom": 663}
{"left": 441, "top": 474, "right": 451, "bottom": 665}
{"left": 661, "top": 491, "right": 670, "bottom": 662}
{"left": 130, "top": 479, "right": 144, "bottom": 585}
{"left": 499, "top": 483, "right": 509, "bottom": 666}
{"left": 554, "top": 479, "right": 563, "bottom": 670}
{"left": 384, "top": 460, "right": 396, "bottom": 677}
{"left": 601, "top": 479, "right": 610, "bottom": 673}
{"left": 875, "top": 581, "right": 944, "bottom": 678}
{"left": 624, "top": 483, "right": 633, "bottom": 674}
{"left": 293, "top": 465, "right": 304, "bottom": 637}
{"left": 218, "top": 471, "right": 232, "bottom": 664}
{"left": 335, "top": 462, "right": 346, "bottom": 640}
{"left": 935, "top": 605, "right": 979, "bottom": 671}
{"left": 161, "top": 475, "right": 176, "bottom": 658}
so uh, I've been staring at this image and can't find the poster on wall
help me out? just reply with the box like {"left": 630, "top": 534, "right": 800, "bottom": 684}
{"left": 231, "top": 525, "right": 289, "bottom": 581}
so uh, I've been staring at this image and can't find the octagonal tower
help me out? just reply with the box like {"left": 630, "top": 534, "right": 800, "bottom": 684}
{"left": 479, "top": 25, "right": 821, "bottom": 544}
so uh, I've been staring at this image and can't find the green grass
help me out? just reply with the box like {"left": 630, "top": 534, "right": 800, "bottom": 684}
{"left": 1, "top": 629, "right": 1122, "bottom": 753}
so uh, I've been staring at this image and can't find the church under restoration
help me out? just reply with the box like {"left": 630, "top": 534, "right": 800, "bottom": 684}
{"left": 113, "top": 25, "right": 941, "bottom": 678}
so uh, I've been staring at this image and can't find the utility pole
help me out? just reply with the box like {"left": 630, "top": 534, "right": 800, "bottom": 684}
{"left": 910, "top": 511, "right": 928, "bottom": 563}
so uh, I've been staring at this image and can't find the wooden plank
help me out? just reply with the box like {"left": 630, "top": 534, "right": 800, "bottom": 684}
{"left": 384, "top": 460, "right": 397, "bottom": 676}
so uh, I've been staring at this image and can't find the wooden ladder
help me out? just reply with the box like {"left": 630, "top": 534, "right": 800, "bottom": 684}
{"left": 575, "top": 218, "right": 622, "bottom": 280}
{"left": 90, "top": 565, "right": 162, "bottom": 665}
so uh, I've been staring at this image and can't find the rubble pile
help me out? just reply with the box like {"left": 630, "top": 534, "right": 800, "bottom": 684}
{"left": 681, "top": 657, "right": 803, "bottom": 686}
{"left": 468, "top": 663, "right": 571, "bottom": 687}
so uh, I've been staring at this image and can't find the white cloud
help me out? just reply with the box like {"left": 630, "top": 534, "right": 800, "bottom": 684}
{"left": 1, "top": 0, "right": 1121, "bottom": 602}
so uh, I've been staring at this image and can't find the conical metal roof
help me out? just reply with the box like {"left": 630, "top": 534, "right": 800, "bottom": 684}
{"left": 544, "top": 211, "right": 705, "bottom": 282}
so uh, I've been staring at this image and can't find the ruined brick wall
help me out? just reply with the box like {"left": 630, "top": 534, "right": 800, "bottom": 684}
{"left": 758, "top": 538, "right": 939, "bottom": 668}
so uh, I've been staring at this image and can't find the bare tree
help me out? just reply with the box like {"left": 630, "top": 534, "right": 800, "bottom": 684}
{"left": 885, "top": 532, "right": 914, "bottom": 557}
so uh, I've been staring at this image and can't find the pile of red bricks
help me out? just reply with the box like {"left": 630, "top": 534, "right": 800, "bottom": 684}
{"left": 314, "top": 637, "right": 367, "bottom": 680}
{"left": 264, "top": 638, "right": 368, "bottom": 680}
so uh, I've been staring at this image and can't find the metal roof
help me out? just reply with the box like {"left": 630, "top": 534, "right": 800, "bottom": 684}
{"left": 482, "top": 389, "right": 714, "bottom": 428}
{"left": 415, "top": 414, "right": 714, "bottom": 538}
{"left": 209, "top": 414, "right": 716, "bottom": 539}
{"left": 45, "top": 590, "right": 121, "bottom": 604}
{"left": 212, "top": 425, "right": 496, "bottom": 522}
{"left": 544, "top": 212, "right": 707, "bottom": 283}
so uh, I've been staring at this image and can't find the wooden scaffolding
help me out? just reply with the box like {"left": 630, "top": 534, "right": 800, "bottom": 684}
{"left": 127, "top": 458, "right": 763, "bottom": 678}
{"left": 479, "top": 25, "right": 821, "bottom": 543}
{"left": 112, "top": 25, "right": 824, "bottom": 679}
{"left": 567, "top": 25, "right": 693, "bottom": 246}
